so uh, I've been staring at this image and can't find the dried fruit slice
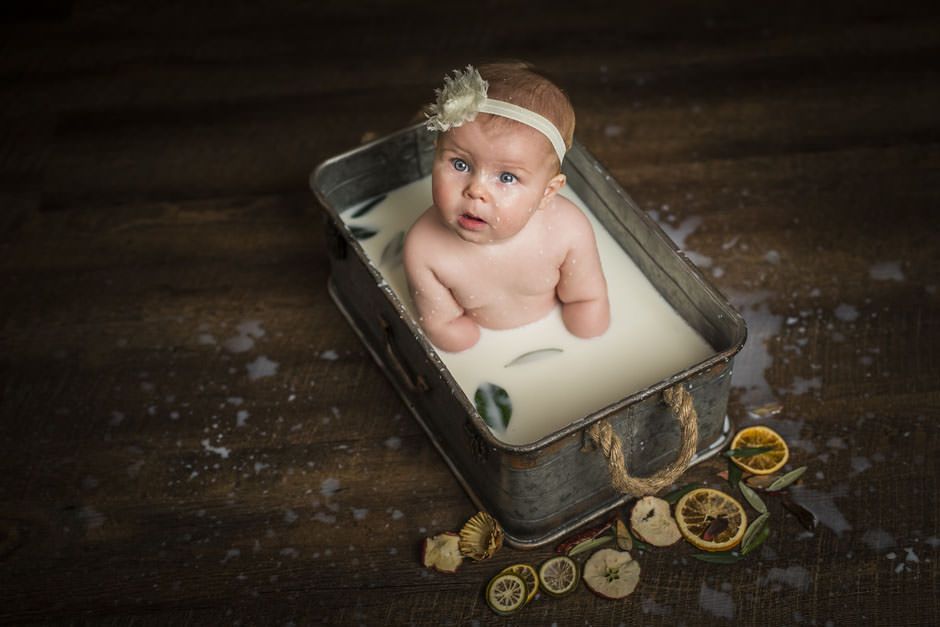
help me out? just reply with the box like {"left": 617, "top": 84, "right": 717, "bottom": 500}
{"left": 729, "top": 426, "right": 789, "bottom": 475}
{"left": 675, "top": 488, "right": 748, "bottom": 552}
{"left": 583, "top": 548, "right": 641, "bottom": 599}
{"left": 538, "top": 555, "right": 580, "bottom": 597}
{"left": 485, "top": 572, "right": 527, "bottom": 615}
{"left": 629, "top": 495, "right": 682, "bottom": 547}
{"left": 421, "top": 532, "right": 462, "bottom": 573}
{"left": 500, "top": 564, "right": 538, "bottom": 606}
{"left": 615, "top": 519, "right": 633, "bottom": 551}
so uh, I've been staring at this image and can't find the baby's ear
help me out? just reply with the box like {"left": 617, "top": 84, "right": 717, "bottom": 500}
{"left": 539, "top": 173, "right": 567, "bottom": 209}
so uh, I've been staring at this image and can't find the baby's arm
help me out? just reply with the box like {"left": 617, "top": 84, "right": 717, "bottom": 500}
{"left": 555, "top": 207, "right": 610, "bottom": 339}
{"left": 403, "top": 213, "right": 481, "bottom": 353}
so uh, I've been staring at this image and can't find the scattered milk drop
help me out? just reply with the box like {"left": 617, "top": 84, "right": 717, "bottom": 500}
{"left": 869, "top": 261, "right": 903, "bottom": 281}
{"left": 698, "top": 582, "right": 734, "bottom": 620}
{"left": 834, "top": 304, "right": 859, "bottom": 322}
{"left": 201, "top": 439, "right": 230, "bottom": 459}
{"left": 246, "top": 356, "right": 278, "bottom": 381}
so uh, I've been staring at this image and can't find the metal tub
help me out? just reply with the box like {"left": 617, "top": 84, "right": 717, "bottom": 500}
{"left": 310, "top": 123, "right": 746, "bottom": 548}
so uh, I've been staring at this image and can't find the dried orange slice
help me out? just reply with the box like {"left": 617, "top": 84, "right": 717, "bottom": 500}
{"left": 675, "top": 488, "right": 748, "bottom": 552}
{"left": 729, "top": 426, "right": 789, "bottom": 475}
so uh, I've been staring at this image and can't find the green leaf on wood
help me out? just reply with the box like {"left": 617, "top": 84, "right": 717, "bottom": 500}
{"left": 767, "top": 466, "right": 807, "bottom": 492}
{"left": 739, "top": 481, "right": 768, "bottom": 514}
{"left": 663, "top": 482, "right": 703, "bottom": 505}
{"left": 628, "top": 526, "right": 652, "bottom": 552}
{"left": 692, "top": 551, "right": 742, "bottom": 564}
{"left": 475, "top": 382, "right": 512, "bottom": 430}
{"left": 504, "top": 347, "right": 563, "bottom": 368}
{"left": 723, "top": 445, "right": 775, "bottom": 458}
{"left": 741, "top": 513, "right": 771, "bottom": 555}
{"left": 567, "top": 533, "right": 613, "bottom": 557}
{"left": 727, "top": 459, "right": 743, "bottom": 488}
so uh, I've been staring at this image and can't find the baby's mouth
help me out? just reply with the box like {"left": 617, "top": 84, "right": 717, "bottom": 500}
{"left": 458, "top": 212, "right": 488, "bottom": 231}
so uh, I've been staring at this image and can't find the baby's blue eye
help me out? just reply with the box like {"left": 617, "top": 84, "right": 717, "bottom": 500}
{"left": 499, "top": 172, "right": 517, "bottom": 184}
{"left": 452, "top": 158, "right": 469, "bottom": 172}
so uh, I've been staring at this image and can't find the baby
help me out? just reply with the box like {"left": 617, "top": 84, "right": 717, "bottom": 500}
{"left": 403, "top": 63, "right": 610, "bottom": 353}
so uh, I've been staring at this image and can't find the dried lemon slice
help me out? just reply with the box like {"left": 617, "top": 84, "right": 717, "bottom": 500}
{"left": 675, "top": 488, "right": 748, "bottom": 552}
{"left": 500, "top": 564, "right": 538, "bottom": 605}
{"left": 538, "top": 555, "right": 579, "bottom": 597}
{"left": 729, "top": 426, "right": 789, "bottom": 475}
{"left": 485, "top": 572, "right": 527, "bottom": 615}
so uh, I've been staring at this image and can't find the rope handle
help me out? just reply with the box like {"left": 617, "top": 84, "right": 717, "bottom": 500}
{"left": 587, "top": 384, "right": 699, "bottom": 496}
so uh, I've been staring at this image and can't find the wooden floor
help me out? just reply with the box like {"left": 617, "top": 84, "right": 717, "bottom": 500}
{"left": 1, "top": 1, "right": 938, "bottom": 624}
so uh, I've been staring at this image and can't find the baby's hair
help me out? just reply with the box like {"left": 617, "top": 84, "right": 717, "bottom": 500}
{"left": 477, "top": 61, "right": 575, "bottom": 158}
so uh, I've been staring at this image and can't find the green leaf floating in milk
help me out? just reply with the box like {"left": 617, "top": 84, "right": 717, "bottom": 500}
{"left": 475, "top": 382, "right": 512, "bottom": 430}
{"left": 381, "top": 231, "right": 405, "bottom": 268}
{"left": 349, "top": 224, "right": 378, "bottom": 240}
{"left": 504, "top": 347, "right": 563, "bottom": 368}
{"left": 344, "top": 194, "right": 386, "bottom": 219}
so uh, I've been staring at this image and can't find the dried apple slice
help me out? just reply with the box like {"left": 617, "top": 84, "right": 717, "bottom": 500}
{"left": 421, "top": 532, "right": 463, "bottom": 573}
{"left": 583, "top": 548, "right": 641, "bottom": 599}
{"left": 629, "top": 495, "right": 681, "bottom": 546}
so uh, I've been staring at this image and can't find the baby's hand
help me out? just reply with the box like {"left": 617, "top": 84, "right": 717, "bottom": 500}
{"left": 403, "top": 212, "right": 482, "bottom": 353}
{"left": 561, "top": 297, "right": 610, "bottom": 339}
{"left": 421, "top": 313, "right": 481, "bottom": 353}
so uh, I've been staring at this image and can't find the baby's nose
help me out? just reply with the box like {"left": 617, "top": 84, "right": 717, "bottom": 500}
{"left": 464, "top": 176, "right": 489, "bottom": 201}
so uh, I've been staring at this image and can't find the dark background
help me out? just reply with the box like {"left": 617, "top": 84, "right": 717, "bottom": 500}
{"left": 1, "top": 1, "right": 938, "bottom": 624}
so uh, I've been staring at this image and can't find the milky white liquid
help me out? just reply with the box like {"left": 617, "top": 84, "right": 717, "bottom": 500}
{"left": 342, "top": 177, "right": 713, "bottom": 445}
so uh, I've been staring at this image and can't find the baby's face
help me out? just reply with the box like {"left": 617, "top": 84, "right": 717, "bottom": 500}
{"left": 431, "top": 119, "right": 563, "bottom": 244}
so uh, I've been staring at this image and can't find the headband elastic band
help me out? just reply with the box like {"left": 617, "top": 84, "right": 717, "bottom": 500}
{"left": 425, "top": 65, "right": 567, "bottom": 165}
{"left": 477, "top": 99, "right": 567, "bottom": 165}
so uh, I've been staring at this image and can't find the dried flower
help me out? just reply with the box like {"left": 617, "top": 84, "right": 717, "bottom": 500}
{"left": 425, "top": 66, "right": 488, "bottom": 133}
{"left": 459, "top": 511, "right": 503, "bottom": 560}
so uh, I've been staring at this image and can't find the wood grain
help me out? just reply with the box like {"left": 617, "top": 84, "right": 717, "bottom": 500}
{"left": 1, "top": 1, "right": 938, "bottom": 624}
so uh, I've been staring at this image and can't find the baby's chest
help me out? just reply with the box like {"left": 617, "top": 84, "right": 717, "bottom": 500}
{"left": 447, "top": 256, "right": 561, "bottom": 304}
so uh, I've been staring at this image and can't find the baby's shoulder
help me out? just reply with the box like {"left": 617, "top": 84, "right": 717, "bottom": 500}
{"left": 403, "top": 207, "right": 455, "bottom": 265}
{"left": 403, "top": 207, "right": 432, "bottom": 251}
{"left": 543, "top": 194, "right": 593, "bottom": 234}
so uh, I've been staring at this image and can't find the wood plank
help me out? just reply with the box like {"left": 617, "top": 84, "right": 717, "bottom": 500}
{"left": 1, "top": 1, "right": 938, "bottom": 623}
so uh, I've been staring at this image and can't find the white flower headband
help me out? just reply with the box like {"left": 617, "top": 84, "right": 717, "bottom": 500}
{"left": 425, "top": 65, "right": 567, "bottom": 165}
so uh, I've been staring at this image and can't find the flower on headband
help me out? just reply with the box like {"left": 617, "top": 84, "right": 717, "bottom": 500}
{"left": 425, "top": 65, "right": 488, "bottom": 132}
